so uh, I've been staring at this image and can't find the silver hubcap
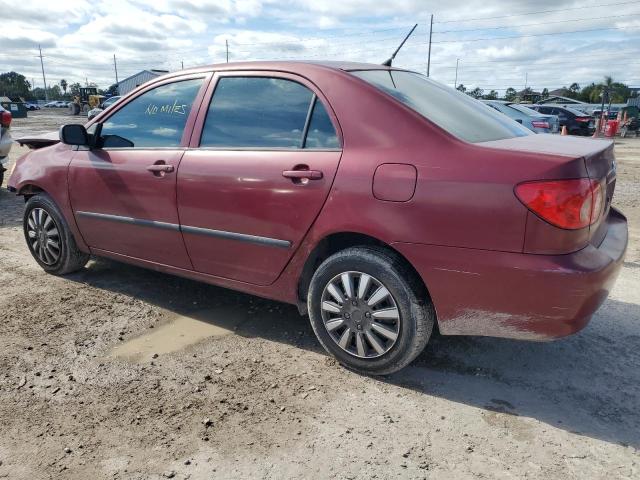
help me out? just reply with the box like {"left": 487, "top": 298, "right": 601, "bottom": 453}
{"left": 27, "top": 208, "right": 61, "bottom": 265}
{"left": 320, "top": 271, "right": 400, "bottom": 359}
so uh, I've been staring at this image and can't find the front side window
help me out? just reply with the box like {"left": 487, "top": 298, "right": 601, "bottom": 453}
{"left": 100, "top": 78, "right": 203, "bottom": 148}
{"left": 351, "top": 70, "right": 531, "bottom": 143}
{"left": 200, "top": 77, "right": 338, "bottom": 149}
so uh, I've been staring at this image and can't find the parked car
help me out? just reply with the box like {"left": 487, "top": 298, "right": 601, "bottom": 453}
{"left": 24, "top": 102, "right": 41, "bottom": 111}
{"left": 529, "top": 105, "right": 595, "bottom": 135}
{"left": 0, "top": 105, "right": 12, "bottom": 185}
{"left": 44, "top": 101, "right": 68, "bottom": 108}
{"left": 7, "top": 62, "right": 627, "bottom": 375}
{"left": 87, "top": 95, "right": 122, "bottom": 120}
{"left": 508, "top": 102, "right": 560, "bottom": 133}
{"left": 482, "top": 100, "right": 559, "bottom": 133}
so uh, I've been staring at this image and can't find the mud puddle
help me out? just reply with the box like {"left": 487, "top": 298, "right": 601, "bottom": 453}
{"left": 109, "top": 307, "right": 247, "bottom": 361}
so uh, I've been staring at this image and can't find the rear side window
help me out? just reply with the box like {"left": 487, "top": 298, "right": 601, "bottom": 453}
{"left": 201, "top": 77, "right": 310, "bottom": 148}
{"left": 101, "top": 78, "right": 203, "bottom": 148}
{"left": 351, "top": 70, "right": 531, "bottom": 143}
{"left": 304, "top": 99, "right": 340, "bottom": 148}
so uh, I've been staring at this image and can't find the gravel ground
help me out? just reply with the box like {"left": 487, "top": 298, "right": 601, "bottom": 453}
{"left": 0, "top": 110, "right": 639, "bottom": 479}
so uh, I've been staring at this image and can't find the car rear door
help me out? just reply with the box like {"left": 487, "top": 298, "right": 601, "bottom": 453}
{"left": 177, "top": 72, "right": 343, "bottom": 286}
{"left": 68, "top": 73, "right": 211, "bottom": 269}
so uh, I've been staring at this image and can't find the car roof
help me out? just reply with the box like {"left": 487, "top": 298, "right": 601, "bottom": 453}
{"left": 155, "top": 60, "right": 399, "bottom": 81}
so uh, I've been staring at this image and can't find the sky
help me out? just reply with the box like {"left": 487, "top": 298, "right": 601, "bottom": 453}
{"left": 0, "top": 0, "right": 639, "bottom": 94}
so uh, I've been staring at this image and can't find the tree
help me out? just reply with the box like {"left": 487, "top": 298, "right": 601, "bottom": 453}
{"left": 69, "top": 82, "right": 82, "bottom": 97}
{"left": 483, "top": 90, "right": 498, "bottom": 100}
{"left": 541, "top": 88, "right": 549, "bottom": 100}
{"left": 60, "top": 79, "right": 68, "bottom": 95}
{"left": 468, "top": 87, "right": 484, "bottom": 99}
{"left": 106, "top": 83, "right": 119, "bottom": 96}
{"left": 0, "top": 71, "right": 31, "bottom": 98}
{"left": 567, "top": 83, "right": 580, "bottom": 99}
{"left": 504, "top": 87, "right": 517, "bottom": 101}
{"left": 456, "top": 84, "right": 466, "bottom": 93}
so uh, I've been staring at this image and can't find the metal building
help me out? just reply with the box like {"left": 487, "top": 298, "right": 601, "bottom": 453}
{"left": 116, "top": 70, "right": 169, "bottom": 95}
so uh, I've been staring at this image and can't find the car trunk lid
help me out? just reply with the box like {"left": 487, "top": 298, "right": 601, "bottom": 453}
{"left": 478, "top": 134, "right": 616, "bottom": 251}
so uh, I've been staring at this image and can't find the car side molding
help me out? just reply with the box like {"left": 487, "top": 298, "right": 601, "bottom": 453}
{"left": 75, "top": 211, "right": 291, "bottom": 249}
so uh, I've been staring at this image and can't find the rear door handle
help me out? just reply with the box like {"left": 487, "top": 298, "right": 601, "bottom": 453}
{"left": 282, "top": 170, "right": 323, "bottom": 180}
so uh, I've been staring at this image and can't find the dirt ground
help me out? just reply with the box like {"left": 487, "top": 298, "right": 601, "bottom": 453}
{"left": 0, "top": 110, "right": 639, "bottom": 479}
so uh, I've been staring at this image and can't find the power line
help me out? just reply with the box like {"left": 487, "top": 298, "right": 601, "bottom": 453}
{"left": 433, "top": 0, "right": 640, "bottom": 24}
{"left": 434, "top": 13, "right": 640, "bottom": 34}
{"left": 432, "top": 25, "right": 636, "bottom": 43}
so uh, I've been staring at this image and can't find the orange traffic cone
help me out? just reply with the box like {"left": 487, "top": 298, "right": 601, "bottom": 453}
{"left": 561, "top": 125, "right": 568, "bottom": 136}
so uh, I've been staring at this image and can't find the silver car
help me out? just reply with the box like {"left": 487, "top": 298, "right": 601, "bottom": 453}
{"left": 483, "top": 100, "right": 559, "bottom": 134}
{"left": 0, "top": 105, "right": 13, "bottom": 185}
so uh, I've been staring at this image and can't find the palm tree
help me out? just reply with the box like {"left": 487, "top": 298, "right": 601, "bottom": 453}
{"left": 60, "top": 79, "right": 68, "bottom": 96}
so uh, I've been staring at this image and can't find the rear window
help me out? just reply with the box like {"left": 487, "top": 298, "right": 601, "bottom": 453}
{"left": 508, "top": 103, "right": 544, "bottom": 116}
{"left": 351, "top": 70, "right": 531, "bottom": 143}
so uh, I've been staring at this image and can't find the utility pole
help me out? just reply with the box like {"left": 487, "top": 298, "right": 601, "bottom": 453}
{"left": 524, "top": 72, "right": 528, "bottom": 90}
{"left": 113, "top": 54, "right": 120, "bottom": 94}
{"left": 427, "top": 14, "right": 433, "bottom": 77}
{"left": 38, "top": 44, "right": 48, "bottom": 102}
{"left": 181, "top": 60, "right": 184, "bottom": 69}
{"left": 454, "top": 58, "right": 459, "bottom": 88}
{"left": 226, "top": 39, "right": 229, "bottom": 63}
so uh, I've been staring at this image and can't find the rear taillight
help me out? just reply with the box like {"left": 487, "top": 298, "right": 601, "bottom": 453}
{"left": 531, "top": 120, "right": 550, "bottom": 129}
{"left": 515, "top": 178, "right": 604, "bottom": 230}
{"left": 575, "top": 117, "right": 591, "bottom": 123}
{"left": 0, "top": 110, "right": 11, "bottom": 128}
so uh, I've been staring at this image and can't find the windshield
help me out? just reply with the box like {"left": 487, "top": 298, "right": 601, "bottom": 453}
{"left": 350, "top": 70, "right": 531, "bottom": 143}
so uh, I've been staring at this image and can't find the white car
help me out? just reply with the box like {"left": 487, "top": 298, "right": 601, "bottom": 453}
{"left": 44, "top": 101, "right": 68, "bottom": 108}
{"left": 0, "top": 105, "right": 12, "bottom": 185}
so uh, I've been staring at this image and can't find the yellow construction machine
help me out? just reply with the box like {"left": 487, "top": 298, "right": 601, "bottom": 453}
{"left": 68, "top": 87, "right": 103, "bottom": 115}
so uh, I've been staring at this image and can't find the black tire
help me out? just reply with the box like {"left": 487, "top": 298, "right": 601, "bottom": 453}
{"left": 23, "top": 193, "right": 89, "bottom": 275}
{"left": 307, "top": 246, "right": 434, "bottom": 375}
{"left": 0, "top": 167, "right": 4, "bottom": 188}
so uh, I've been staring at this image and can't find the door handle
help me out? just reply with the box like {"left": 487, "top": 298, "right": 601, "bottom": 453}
{"left": 282, "top": 170, "right": 323, "bottom": 180}
{"left": 146, "top": 162, "right": 174, "bottom": 177}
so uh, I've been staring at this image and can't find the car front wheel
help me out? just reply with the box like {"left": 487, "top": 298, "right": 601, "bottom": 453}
{"left": 308, "top": 246, "right": 434, "bottom": 375}
{"left": 23, "top": 194, "right": 89, "bottom": 275}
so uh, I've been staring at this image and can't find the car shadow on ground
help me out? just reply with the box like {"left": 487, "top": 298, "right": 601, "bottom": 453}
{"left": 65, "top": 256, "right": 640, "bottom": 450}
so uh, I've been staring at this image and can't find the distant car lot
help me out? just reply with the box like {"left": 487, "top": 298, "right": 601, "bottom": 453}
{"left": 529, "top": 104, "right": 595, "bottom": 136}
{"left": 482, "top": 100, "right": 559, "bottom": 133}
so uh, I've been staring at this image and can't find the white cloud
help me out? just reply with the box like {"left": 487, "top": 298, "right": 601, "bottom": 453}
{"left": 1, "top": 0, "right": 638, "bottom": 91}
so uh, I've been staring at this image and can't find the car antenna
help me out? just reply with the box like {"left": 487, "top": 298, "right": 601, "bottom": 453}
{"left": 382, "top": 24, "right": 418, "bottom": 67}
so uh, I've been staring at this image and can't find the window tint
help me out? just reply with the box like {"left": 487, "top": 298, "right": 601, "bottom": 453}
{"left": 101, "top": 78, "right": 203, "bottom": 148}
{"left": 304, "top": 99, "right": 339, "bottom": 148}
{"left": 201, "top": 77, "right": 314, "bottom": 148}
{"left": 351, "top": 70, "right": 531, "bottom": 143}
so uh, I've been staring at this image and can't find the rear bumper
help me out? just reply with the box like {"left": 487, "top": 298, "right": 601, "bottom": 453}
{"left": 392, "top": 208, "right": 628, "bottom": 340}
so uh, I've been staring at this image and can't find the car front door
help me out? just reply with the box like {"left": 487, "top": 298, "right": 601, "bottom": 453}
{"left": 68, "top": 74, "right": 210, "bottom": 269}
{"left": 177, "top": 73, "right": 343, "bottom": 286}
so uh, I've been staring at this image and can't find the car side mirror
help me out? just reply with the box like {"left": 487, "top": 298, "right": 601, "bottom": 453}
{"left": 60, "top": 124, "right": 89, "bottom": 146}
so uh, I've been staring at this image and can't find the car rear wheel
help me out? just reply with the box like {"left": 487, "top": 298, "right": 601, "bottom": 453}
{"left": 307, "top": 246, "right": 434, "bottom": 375}
{"left": 23, "top": 194, "right": 89, "bottom": 275}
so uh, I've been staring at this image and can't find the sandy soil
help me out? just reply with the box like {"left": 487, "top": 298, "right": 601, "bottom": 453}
{"left": 0, "top": 110, "right": 639, "bottom": 479}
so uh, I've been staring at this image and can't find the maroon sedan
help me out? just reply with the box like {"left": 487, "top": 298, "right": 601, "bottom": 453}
{"left": 8, "top": 62, "right": 627, "bottom": 374}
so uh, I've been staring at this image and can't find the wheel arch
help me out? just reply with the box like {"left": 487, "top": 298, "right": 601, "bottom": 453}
{"left": 297, "top": 231, "right": 435, "bottom": 321}
{"left": 18, "top": 183, "right": 46, "bottom": 199}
